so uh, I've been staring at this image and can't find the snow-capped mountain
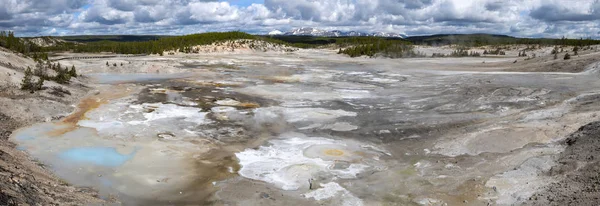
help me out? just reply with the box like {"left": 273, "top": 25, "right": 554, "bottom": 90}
{"left": 346, "top": 31, "right": 369, "bottom": 36}
{"left": 275, "top": 27, "right": 406, "bottom": 38}
{"left": 268, "top": 30, "right": 283, "bottom": 35}
{"left": 371, "top": 32, "right": 406, "bottom": 38}
{"left": 286, "top": 28, "right": 333, "bottom": 36}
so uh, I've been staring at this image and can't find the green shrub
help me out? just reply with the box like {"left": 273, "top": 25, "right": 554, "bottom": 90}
{"left": 21, "top": 67, "right": 43, "bottom": 92}
{"left": 68, "top": 65, "right": 77, "bottom": 77}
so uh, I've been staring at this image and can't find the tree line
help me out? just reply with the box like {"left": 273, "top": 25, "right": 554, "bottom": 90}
{"left": 0, "top": 31, "right": 48, "bottom": 60}
{"left": 337, "top": 39, "right": 423, "bottom": 58}
{"left": 5, "top": 30, "right": 600, "bottom": 59}
{"left": 43, "top": 32, "right": 275, "bottom": 55}
{"left": 407, "top": 34, "right": 600, "bottom": 47}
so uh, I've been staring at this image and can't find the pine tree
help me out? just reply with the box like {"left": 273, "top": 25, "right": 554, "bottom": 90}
{"left": 21, "top": 67, "right": 33, "bottom": 90}
{"left": 54, "top": 67, "right": 71, "bottom": 84}
{"left": 69, "top": 65, "right": 77, "bottom": 77}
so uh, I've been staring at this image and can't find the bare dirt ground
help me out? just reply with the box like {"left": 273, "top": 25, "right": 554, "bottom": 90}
{"left": 415, "top": 45, "right": 600, "bottom": 73}
{"left": 2, "top": 44, "right": 600, "bottom": 205}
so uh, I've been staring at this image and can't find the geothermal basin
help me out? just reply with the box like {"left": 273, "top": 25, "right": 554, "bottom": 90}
{"left": 11, "top": 50, "right": 600, "bottom": 205}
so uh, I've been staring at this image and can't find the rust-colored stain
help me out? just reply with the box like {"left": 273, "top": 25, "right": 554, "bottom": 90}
{"left": 62, "top": 97, "right": 107, "bottom": 124}
{"left": 46, "top": 97, "right": 106, "bottom": 137}
{"left": 46, "top": 124, "right": 76, "bottom": 137}
{"left": 272, "top": 79, "right": 287, "bottom": 83}
{"left": 47, "top": 86, "right": 134, "bottom": 137}
{"left": 237, "top": 102, "right": 260, "bottom": 108}
{"left": 260, "top": 76, "right": 300, "bottom": 83}
{"left": 324, "top": 149, "right": 345, "bottom": 156}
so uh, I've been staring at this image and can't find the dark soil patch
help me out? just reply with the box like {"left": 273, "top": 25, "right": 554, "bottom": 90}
{"left": 526, "top": 121, "right": 600, "bottom": 205}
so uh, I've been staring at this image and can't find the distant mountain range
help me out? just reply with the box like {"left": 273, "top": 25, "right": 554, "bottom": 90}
{"left": 268, "top": 28, "right": 407, "bottom": 38}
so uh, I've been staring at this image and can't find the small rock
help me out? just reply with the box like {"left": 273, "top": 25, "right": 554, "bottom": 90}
{"left": 157, "top": 132, "right": 176, "bottom": 140}
{"left": 260, "top": 192, "right": 270, "bottom": 199}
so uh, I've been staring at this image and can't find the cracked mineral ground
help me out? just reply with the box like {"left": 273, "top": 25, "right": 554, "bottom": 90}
{"left": 10, "top": 49, "right": 600, "bottom": 205}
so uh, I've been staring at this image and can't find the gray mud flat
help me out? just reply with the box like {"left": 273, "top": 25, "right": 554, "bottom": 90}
{"left": 7, "top": 51, "right": 600, "bottom": 205}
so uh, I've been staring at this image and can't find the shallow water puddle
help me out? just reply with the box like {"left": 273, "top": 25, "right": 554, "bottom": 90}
{"left": 59, "top": 147, "right": 137, "bottom": 167}
{"left": 10, "top": 92, "right": 234, "bottom": 202}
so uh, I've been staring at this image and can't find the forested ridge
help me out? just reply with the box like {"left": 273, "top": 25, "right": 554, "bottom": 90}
{"left": 0, "top": 31, "right": 48, "bottom": 60}
{"left": 335, "top": 38, "right": 419, "bottom": 58}
{"left": 406, "top": 34, "right": 600, "bottom": 47}
{"left": 43, "top": 32, "right": 264, "bottom": 55}
{"left": 3, "top": 31, "right": 600, "bottom": 59}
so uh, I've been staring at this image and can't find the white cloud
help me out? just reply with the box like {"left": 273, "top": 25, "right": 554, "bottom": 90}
{"left": 0, "top": 0, "right": 597, "bottom": 38}
{"left": 187, "top": 2, "right": 240, "bottom": 23}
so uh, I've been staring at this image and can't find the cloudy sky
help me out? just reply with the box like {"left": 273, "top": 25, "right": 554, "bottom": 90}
{"left": 0, "top": 0, "right": 599, "bottom": 38}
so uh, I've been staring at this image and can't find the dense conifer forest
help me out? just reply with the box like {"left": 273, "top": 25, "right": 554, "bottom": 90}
{"left": 406, "top": 34, "right": 600, "bottom": 47}
{"left": 43, "top": 32, "right": 262, "bottom": 55}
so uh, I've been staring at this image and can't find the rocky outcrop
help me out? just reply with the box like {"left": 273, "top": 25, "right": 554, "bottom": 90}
{"left": 24, "top": 37, "right": 66, "bottom": 47}
{"left": 166, "top": 39, "right": 298, "bottom": 55}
